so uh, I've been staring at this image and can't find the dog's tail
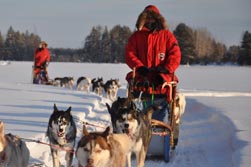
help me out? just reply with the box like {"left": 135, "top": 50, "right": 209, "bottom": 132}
{"left": 105, "top": 103, "right": 112, "bottom": 114}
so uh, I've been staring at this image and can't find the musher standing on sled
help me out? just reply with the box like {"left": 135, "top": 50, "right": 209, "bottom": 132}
{"left": 125, "top": 5, "right": 181, "bottom": 148}
{"left": 33, "top": 41, "right": 51, "bottom": 84}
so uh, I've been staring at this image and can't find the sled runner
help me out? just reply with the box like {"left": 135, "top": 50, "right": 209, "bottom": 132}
{"left": 28, "top": 163, "right": 45, "bottom": 167}
{"left": 126, "top": 68, "right": 179, "bottom": 162}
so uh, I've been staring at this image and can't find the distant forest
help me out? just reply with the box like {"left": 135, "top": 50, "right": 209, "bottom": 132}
{"left": 0, "top": 23, "right": 250, "bottom": 65}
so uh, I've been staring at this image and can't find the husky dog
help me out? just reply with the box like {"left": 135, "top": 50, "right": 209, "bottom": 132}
{"left": 105, "top": 97, "right": 131, "bottom": 132}
{"left": 76, "top": 125, "right": 134, "bottom": 167}
{"left": 54, "top": 77, "right": 74, "bottom": 89}
{"left": 103, "top": 79, "right": 121, "bottom": 101}
{"left": 172, "top": 92, "right": 186, "bottom": 148}
{"left": 106, "top": 98, "right": 157, "bottom": 167}
{"left": 91, "top": 77, "right": 104, "bottom": 96}
{"left": 0, "top": 121, "right": 30, "bottom": 167}
{"left": 174, "top": 92, "right": 186, "bottom": 124}
{"left": 46, "top": 104, "right": 77, "bottom": 167}
{"left": 76, "top": 76, "right": 92, "bottom": 92}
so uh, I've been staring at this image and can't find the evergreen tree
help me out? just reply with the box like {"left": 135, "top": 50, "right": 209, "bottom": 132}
{"left": 14, "top": 31, "right": 26, "bottom": 60}
{"left": 109, "top": 25, "right": 131, "bottom": 63}
{"left": 238, "top": 31, "right": 251, "bottom": 65}
{"left": 83, "top": 25, "right": 103, "bottom": 62}
{"left": 4, "top": 26, "right": 16, "bottom": 60}
{"left": 82, "top": 25, "right": 131, "bottom": 63}
{"left": 1, "top": 27, "right": 41, "bottom": 61}
{"left": 101, "top": 26, "right": 111, "bottom": 62}
{"left": 23, "top": 31, "right": 41, "bottom": 61}
{"left": 0, "top": 31, "right": 4, "bottom": 60}
{"left": 174, "top": 23, "right": 196, "bottom": 64}
{"left": 223, "top": 45, "right": 240, "bottom": 63}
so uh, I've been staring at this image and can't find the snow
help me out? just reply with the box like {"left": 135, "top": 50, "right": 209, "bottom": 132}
{"left": 0, "top": 61, "right": 251, "bottom": 167}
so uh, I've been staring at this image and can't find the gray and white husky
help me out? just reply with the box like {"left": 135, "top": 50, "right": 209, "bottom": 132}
{"left": 106, "top": 97, "right": 157, "bottom": 167}
{"left": 103, "top": 79, "right": 121, "bottom": 101}
{"left": 46, "top": 104, "right": 76, "bottom": 167}
{"left": 0, "top": 121, "right": 30, "bottom": 167}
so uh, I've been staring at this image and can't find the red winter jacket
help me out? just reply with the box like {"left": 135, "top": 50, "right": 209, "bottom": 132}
{"left": 125, "top": 27, "right": 181, "bottom": 83}
{"left": 34, "top": 48, "right": 51, "bottom": 74}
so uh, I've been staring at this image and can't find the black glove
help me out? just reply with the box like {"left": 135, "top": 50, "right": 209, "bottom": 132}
{"left": 154, "top": 74, "right": 164, "bottom": 85}
{"left": 42, "top": 61, "right": 49, "bottom": 68}
{"left": 137, "top": 66, "right": 150, "bottom": 76}
{"left": 155, "top": 66, "right": 169, "bottom": 74}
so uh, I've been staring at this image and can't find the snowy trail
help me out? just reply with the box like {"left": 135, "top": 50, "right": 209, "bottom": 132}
{"left": 0, "top": 81, "right": 241, "bottom": 166}
{"left": 172, "top": 98, "right": 235, "bottom": 167}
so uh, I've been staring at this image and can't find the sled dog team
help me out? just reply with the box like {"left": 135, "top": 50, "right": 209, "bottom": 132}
{"left": 0, "top": 92, "right": 186, "bottom": 167}
{"left": 52, "top": 76, "right": 121, "bottom": 101}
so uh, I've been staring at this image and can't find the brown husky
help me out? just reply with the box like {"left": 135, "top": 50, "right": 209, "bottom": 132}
{"left": 76, "top": 125, "right": 134, "bottom": 167}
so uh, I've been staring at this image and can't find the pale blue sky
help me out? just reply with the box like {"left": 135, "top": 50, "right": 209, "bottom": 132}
{"left": 0, "top": 0, "right": 250, "bottom": 48}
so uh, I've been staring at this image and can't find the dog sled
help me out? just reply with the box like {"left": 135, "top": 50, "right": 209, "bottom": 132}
{"left": 32, "top": 65, "right": 49, "bottom": 84}
{"left": 126, "top": 68, "right": 179, "bottom": 162}
{"left": 32, "top": 65, "right": 56, "bottom": 86}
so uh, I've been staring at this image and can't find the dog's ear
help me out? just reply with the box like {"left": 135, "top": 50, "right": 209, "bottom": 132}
{"left": 130, "top": 101, "right": 136, "bottom": 110}
{"left": 53, "top": 104, "right": 58, "bottom": 112}
{"left": 82, "top": 125, "right": 89, "bottom": 136}
{"left": 91, "top": 78, "right": 96, "bottom": 83}
{"left": 66, "top": 106, "right": 72, "bottom": 114}
{"left": 0, "top": 121, "right": 4, "bottom": 135}
{"left": 102, "top": 126, "right": 110, "bottom": 138}
{"left": 117, "top": 97, "right": 122, "bottom": 102}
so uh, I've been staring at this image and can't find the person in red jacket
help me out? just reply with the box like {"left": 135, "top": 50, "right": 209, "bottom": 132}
{"left": 33, "top": 41, "right": 51, "bottom": 84}
{"left": 126, "top": 5, "right": 181, "bottom": 85}
{"left": 125, "top": 5, "right": 181, "bottom": 149}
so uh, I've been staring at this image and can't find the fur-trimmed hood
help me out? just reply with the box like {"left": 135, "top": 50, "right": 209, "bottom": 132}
{"left": 136, "top": 5, "right": 168, "bottom": 31}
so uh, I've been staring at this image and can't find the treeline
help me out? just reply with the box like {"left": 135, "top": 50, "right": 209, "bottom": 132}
{"left": 0, "top": 24, "right": 251, "bottom": 65}
{"left": 0, "top": 26, "right": 41, "bottom": 61}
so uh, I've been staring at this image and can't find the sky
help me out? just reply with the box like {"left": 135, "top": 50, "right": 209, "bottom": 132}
{"left": 0, "top": 0, "right": 251, "bottom": 48}
{"left": 0, "top": 61, "right": 251, "bottom": 166}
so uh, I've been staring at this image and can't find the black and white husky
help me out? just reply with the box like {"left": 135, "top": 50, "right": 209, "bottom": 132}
{"left": 103, "top": 79, "right": 121, "bottom": 101}
{"left": 54, "top": 77, "right": 74, "bottom": 89}
{"left": 46, "top": 104, "right": 77, "bottom": 167}
{"left": 0, "top": 121, "right": 30, "bottom": 167}
{"left": 76, "top": 76, "right": 91, "bottom": 92}
{"left": 106, "top": 97, "right": 157, "bottom": 167}
{"left": 91, "top": 77, "right": 104, "bottom": 96}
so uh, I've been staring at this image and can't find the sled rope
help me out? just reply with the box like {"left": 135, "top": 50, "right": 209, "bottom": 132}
{"left": 19, "top": 137, "right": 76, "bottom": 154}
{"left": 73, "top": 116, "right": 107, "bottom": 129}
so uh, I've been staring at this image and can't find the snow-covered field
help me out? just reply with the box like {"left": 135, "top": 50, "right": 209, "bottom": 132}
{"left": 0, "top": 61, "right": 251, "bottom": 167}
